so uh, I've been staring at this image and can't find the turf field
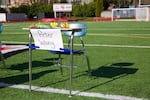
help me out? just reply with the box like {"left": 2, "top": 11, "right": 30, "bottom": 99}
{"left": 0, "top": 21, "right": 150, "bottom": 100}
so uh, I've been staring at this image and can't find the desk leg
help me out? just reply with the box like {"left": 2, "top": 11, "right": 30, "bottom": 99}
{"left": 0, "top": 51, "right": 6, "bottom": 68}
{"left": 69, "top": 34, "right": 74, "bottom": 97}
{"left": 29, "top": 33, "right": 32, "bottom": 91}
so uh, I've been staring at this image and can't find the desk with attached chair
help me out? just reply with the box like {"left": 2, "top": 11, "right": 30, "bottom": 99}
{"left": 25, "top": 22, "right": 91, "bottom": 97}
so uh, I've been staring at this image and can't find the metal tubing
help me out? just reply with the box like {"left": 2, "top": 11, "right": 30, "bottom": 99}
{"left": 29, "top": 32, "right": 32, "bottom": 91}
{"left": 69, "top": 30, "right": 74, "bottom": 97}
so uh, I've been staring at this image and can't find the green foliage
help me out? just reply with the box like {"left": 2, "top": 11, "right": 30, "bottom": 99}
{"left": 103, "top": 0, "right": 110, "bottom": 10}
{"left": 8, "top": 0, "right": 135, "bottom": 18}
{"left": 28, "top": 3, "right": 53, "bottom": 18}
{"left": 95, "top": 0, "right": 103, "bottom": 17}
{"left": 60, "top": 0, "right": 68, "bottom": 3}
{"left": 103, "top": 0, "right": 131, "bottom": 8}
{"left": 10, "top": 3, "right": 53, "bottom": 18}
{"left": 82, "top": 2, "right": 95, "bottom": 17}
{"left": 72, "top": 4, "right": 83, "bottom": 17}
{"left": 72, "top": 2, "right": 96, "bottom": 17}
{"left": 10, "top": 5, "right": 30, "bottom": 14}
{"left": 27, "top": 3, "right": 40, "bottom": 18}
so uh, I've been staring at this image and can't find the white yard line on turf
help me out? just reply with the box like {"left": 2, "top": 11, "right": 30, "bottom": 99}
{"left": 0, "top": 82, "right": 147, "bottom": 100}
{"left": 87, "top": 28, "right": 150, "bottom": 31}
{"left": 73, "top": 44, "right": 150, "bottom": 49}
{"left": 87, "top": 33, "right": 150, "bottom": 36}
{"left": 2, "top": 41, "right": 150, "bottom": 49}
{"left": 2, "top": 41, "right": 29, "bottom": 44}
{"left": 87, "top": 34, "right": 150, "bottom": 39}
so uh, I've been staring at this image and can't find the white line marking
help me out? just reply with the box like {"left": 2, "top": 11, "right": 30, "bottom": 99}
{"left": 87, "top": 34, "right": 150, "bottom": 39}
{"left": 2, "top": 41, "right": 28, "bottom": 44}
{"left": 0, "top": 83, "right": 146, "bottom": 100}
{"left": 2, "top": 41, "right": 150, "bottom": 49}
{"left": 74, "top": 44, "right": 150, "bottom": 49}
{"left": 87, "top": 33, "right": 150, "bottom": 36}
{"left": 87, "top": 28, "right": 150, "bottom": 31}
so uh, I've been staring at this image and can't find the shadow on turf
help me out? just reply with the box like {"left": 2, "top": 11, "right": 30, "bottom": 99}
{"left": 0, "top": 62, "right": 139, "bottom": 93}
{"left": 7, "top": 57, "right": 60, "bottom": 71}
{"left": 91, "top": 62, "right": 138, "bottom": 78}
{"left": 0, "top": 69, "right": 57, "bottom": 87}
{"left": 29, "top": 62, "right": 138, "bottom": 89}
{"left": 3, "top": 49, "right": 28, "bottom": 59}
{"left": 78, "top": 62, "right": 139, "bottom": 92}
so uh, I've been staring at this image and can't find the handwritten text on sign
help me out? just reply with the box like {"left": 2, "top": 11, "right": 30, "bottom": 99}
{"left": 30, "top": 29, "right": 64, "bottom": 51}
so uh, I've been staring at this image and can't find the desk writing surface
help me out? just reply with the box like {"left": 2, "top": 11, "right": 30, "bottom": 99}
{"left": 22, "top": 27, "right": 82, "bottom": 31}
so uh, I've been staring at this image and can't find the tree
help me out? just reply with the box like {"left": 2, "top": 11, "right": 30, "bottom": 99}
{"left": 60, "top": 0, "right": 68, "bottom": 3}
{"left": 84, "top": 2, "right": 96, "bottom": 17}
{"left": 95, "top": 0, "right": 103, "bottom": 17}
{"left": 28, "top": 0, "right": 59, "bottom": 4}
{"left": 72, "top": 4, "right": 83, "bottom": 17}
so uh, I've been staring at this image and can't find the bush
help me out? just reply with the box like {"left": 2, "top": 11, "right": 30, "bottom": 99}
{"left": 10, "top": 5, "right": 29, "bottom": 14}
{"left": 27, "top": 3, "right": 40, "bottom": 18}
{"left": 28, "top": 3, "right": 53, "bottom": 18}
{"left": 84, "top": 2, "right": 96, "bottom": 17}
{"left": 95, "top": 0, "right": 103, "bottom": 17}
{"left": 72, "top": 2, "right": 96, "bottom": 17}
{"left": 9, "top": 2, "right": 99, "bottom": 18}
{"left": 10, "top": 3, "right": 53, "bottom": 18}
{"left": 72, "top": 4, "right": 83, "bottom": 17}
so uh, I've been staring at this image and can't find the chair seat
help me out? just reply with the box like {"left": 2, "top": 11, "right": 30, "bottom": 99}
{"left": 50, "top": 23, "right": 91, "bottom": 75}
{"left": 50, "top": 48, "right": 84, "bottom": 55}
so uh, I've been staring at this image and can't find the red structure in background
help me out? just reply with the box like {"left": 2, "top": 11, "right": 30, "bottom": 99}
{"left": 41, "top": 18, "right": 77, "bottom": 22}
{"left": 93, "top": 17, "right": 118, "bottom": 21}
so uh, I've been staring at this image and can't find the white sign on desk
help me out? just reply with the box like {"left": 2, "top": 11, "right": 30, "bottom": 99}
{"left": 30, "top": 28, "right": 64, "bottom": 51}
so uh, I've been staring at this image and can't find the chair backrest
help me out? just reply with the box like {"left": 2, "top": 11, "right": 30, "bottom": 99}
{"left": 63, "top": 23, "right": 87, "bottom": 37}
{"left": 0, "top": 23, "right": 2, "bottom": 33}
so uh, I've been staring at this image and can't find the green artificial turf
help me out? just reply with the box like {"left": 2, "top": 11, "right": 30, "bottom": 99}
{"left": 0, "top": 21, "right": 150, "bottom": 99}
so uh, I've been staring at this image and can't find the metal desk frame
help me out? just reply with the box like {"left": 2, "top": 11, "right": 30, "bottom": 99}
{"left": 28, "top": 28, "right": 81, "bottom": 97}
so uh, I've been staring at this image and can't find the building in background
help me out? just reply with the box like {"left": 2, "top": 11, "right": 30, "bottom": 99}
{"left": 1, "top": 0, "right": 150, "bottom": 11}
{"left": 0, "top": 0, "right": 94, "bottom": 8}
